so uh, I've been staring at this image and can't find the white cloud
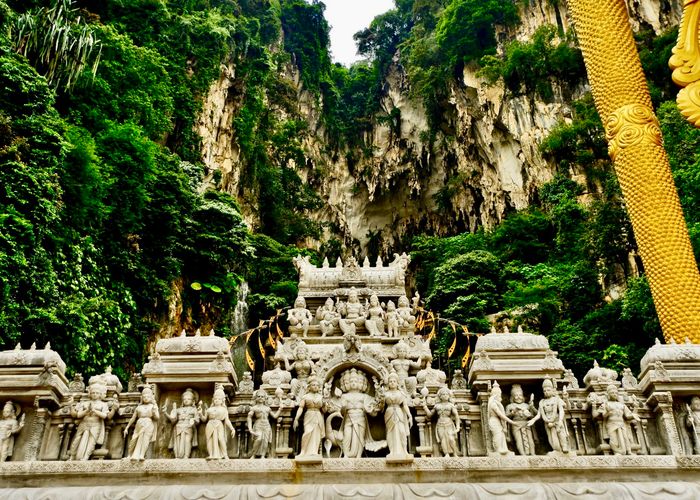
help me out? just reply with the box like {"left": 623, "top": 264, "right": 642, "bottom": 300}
{"left": 323, "top": 0, "right": 395, "bottom": 66}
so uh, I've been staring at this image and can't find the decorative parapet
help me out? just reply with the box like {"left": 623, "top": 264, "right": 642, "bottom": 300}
{"left": 468, "top": 331, "right": 563, "bottom": 386}
{"left": 294, "top": 254, "right": 410, "bottom": 298}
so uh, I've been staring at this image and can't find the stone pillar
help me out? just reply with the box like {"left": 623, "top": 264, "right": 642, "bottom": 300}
{"left": 25, "top": 404, "right": 50, "bottom": 462}
{"left": 648, "top": 391, "right": 684, "bottom": 455}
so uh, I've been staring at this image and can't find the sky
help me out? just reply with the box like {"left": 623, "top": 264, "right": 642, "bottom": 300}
{"left": 323, "top": 0, "right": 395, "bottom": 66}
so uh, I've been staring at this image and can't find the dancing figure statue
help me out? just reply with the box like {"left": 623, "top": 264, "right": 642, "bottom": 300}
{"left": 247, "top": 390, "right": 283, "bottom": 458}
{"left": 423, "top": 386, "right": 460, "bottom": 457}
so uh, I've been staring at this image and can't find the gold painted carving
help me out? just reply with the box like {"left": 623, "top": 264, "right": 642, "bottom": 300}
{"left": 566, "top": 0, "right": 700, "bottom": 344}
{"left": 605, "top": 104, "right": 663, "bottom": 161}
{"left": 670, "top": 0, "right": 700, "bottom": 126}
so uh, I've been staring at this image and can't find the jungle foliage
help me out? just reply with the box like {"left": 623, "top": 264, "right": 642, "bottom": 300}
{"left": 0, "top": 0, "right": 695, "bottom": 385}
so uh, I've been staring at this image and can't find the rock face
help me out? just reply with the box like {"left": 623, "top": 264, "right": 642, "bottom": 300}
{"left": 196, "top": 0, "right": 682, "bottom": 252}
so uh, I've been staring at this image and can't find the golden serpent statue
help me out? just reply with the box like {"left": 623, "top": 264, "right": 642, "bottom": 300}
{"left": 565, "top": 0, "right": 700, "bottom": 343}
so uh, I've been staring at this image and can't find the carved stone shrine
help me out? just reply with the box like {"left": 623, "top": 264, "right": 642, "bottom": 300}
{"left": 2, "top": 256, "right": 700, "bottom": 498}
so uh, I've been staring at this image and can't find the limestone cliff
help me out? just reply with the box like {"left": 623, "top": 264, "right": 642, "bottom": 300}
{"left": 196, "top": 0, "right": 682, "bottom": 253}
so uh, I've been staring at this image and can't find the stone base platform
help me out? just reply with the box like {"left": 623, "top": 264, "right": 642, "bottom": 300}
{"left": 2, "top": 457, "right": 700, "bottom": 499}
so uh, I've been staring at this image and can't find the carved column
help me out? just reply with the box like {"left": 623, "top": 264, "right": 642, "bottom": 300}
{"left": 649, "top": 392, "right": 684, "bottom": 455}
{"left": 25, "top": 404, "right": 50, "bottom": 462}
{"left": 275, "top": 416, "right": 293, "bottom": 458}
{"left": 566, "top": 0, "right": 700, "bottom": 343}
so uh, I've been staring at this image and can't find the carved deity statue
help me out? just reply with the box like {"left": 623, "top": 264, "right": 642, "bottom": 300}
{"left": 423, "top": 386, "right": 460, "bottom": 457}
{"left": 528, "top": 379, "right": 572, "bottom": 455}
{"left": 262, "top": 362, "right": 292, "bottom": 388}
{"left": 316, "top": 297, "right": 339, "bottom": 337}
{"left": 163, "top": 388, "right": 200, "bottom": 459}
{"left": 247, "top": 390, "right": 283, "bottom": 458}
{"left": 390, "top": 340, "right": 422, "bottom": 396}
{"left": 487, "top": 382, "right": 514, "bottom": 456}
{"left": 686, "top": 396, "right": 700, "bottom": 454}
{"left": 338, "top": 288, "right": 366, "bottom": 332}
{"left": 199, "top": 386, "right": 235, "bottom": 460}
{"left": 327, "top": 369, "right": 385, "bottom": 458}
{"left": 124, "top": 385, "right": 159, "bottom": 461}
{"left": 365, "top": 294, "right": 386, "bottom": 337}
{"left": 293, "top": 376, "right": 325, "bottom": 458}
{"left": 505, "top": 384, "right": 536, "bottom": 456}
{"left": 416, "top": 353, "right": 447, "bottom": 389}
{"left": 287, "top": 296, "right": 313, "bottom": 337}
{"left": 283, "top": 343, "right": 314, "bottom": 401}
{"left": 0, "top": 402, "right": 24, "bottom": 462}
{"left": 396, "top": 295, "right": 416, "bottom": 330}
{"left": 384, "top": 372, "right": 413, "bottom": 460}
{"left": 593, "top": 384, "right": 640, "bottom": 455}
{"left": 386, "top": 301, "right": 400, "bottom": 337}
{"left": 69, "top": 382, "right": 112, "bottom": 461}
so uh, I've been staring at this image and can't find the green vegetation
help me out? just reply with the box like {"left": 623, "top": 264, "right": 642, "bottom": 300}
{"left": 0, "top": 0, "right": 695, "bottom": 387}
{"left": 413, "top": 26, "right": 699, "bottom": 377}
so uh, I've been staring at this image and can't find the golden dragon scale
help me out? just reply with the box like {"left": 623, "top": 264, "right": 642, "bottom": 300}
{"left": 566, "top": 0, "right": 700, "bottom": 343}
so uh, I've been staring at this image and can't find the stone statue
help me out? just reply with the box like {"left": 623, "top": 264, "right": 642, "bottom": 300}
{"left": 163, "top": 388, "right": 200, "bottom": 459}
{"left": 505, "top": 384, "right": 536, "bottom": 456}
{"left": 562, "top": 369, "right": 580, "bottom": 390}
{"left": 338, "top": 287, "right": 366, "bottom": 332}
{"left": 487, "top": 382, "right": 514, "bottom": 456}
{"left": 89, "top": 365, "right": 123, "bottom": 394}
{"left": 327, "top": 368, "right": 385, "bottom": 458}
{"left": 592, "top": 384, "right": 640, "bottom": 455}
{"left": 365, "top": 294, "right": 386, "bottom": 337}
{"left": 451, "top": 370, "right": 467, "bottom": 391}
{"left": 686, "top": 396, "right": 700, "bottom": 454}
{"left": 0, "top": 402, "right": 24, "bottom": 462}
{"left": 316, "top": 297, "right": 339, "bottom": 337}
{"left": 262, "top": 362, "right": 292, "bottom": 388}
{"left": 238, "top": 372, "right": 254, "bottom": 394}
{"left": 287, "top": 296, "right": 313, "bottom": 337}
{"left": 423, "top": 386, "right": 460, "bottom": 457}
{"left": 293, "top": 375, "right": 325, "bottom": 458}
{"left": 386, "top": 301, "right": 400, "bottom": 337}
{"left": 390, "top": 340, "right": 422, "bottom": 396}
{"left": 411, "top": 291, "right": 421, "bottom": 313}
{"left": 124, "top": 385, "right": 159, "bottom": 461}
{"left": 199, "top": 386, "right": 235, "bottom": 460}
{"left": 283, "top": 343, "right": 314, "bottom": 400}
{"left": 396, "top": 295, "right": 416, "bottom": 329}
{"left": 69, "top": 382, "right": 111, "bottom": 461}
{"left": 384, "top": 372, "right": 413, "bottom": 460}
{"left": 416, "top": 353, "right": 447, "bottom": 389}
{"left": 528, "top": 379, "right": 572, "bottom": 455}
{"left": 247, "top": 389, "right": 283, "bottom": 458}
{"left": 621, "top": 368, "right": 639, "bottom": 389}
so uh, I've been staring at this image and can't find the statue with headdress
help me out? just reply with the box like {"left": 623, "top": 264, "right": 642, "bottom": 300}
{"left": 199, "top": 385, "right": 235, "bottom": 459}
{"left": 528, "top": 378, "right": 572, "bottom": 455}
{"left": 124, "top": 385, "right": 159, "bottom": 461}
{"left": 0, "top": 401, "right": 24, "bottom": 462}
{"left": 163, "top": 388, "right": 200, "bottom": 459}
{"left": 69, "top": 381, "right": 111, "bottom": 460}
